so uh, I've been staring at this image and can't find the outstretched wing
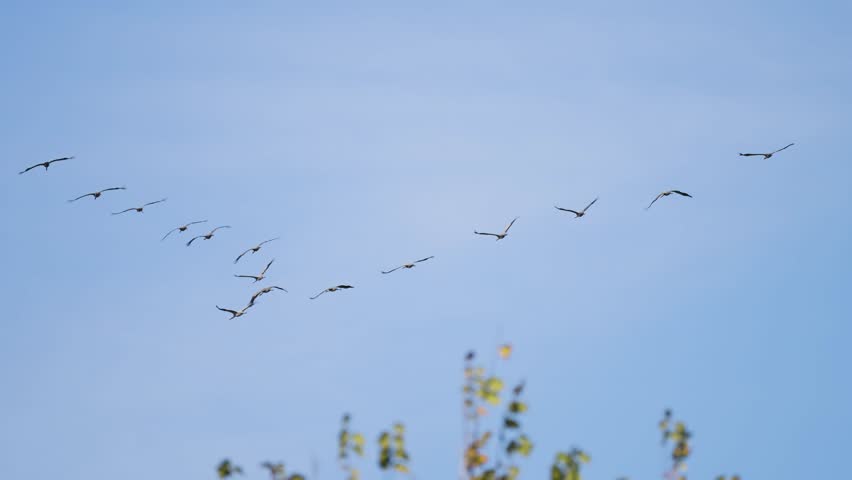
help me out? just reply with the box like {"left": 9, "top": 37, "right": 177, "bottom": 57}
{"left": 216, "top": 305, "right": 238, "bottom": 316}
{"left": 771, "top": 143, "right": 795, "bottom": 154}
{"left": 474, "top": 231, "right": 500, "bottom": 237}
{"left": 18, "top": 163, "right": 41, "bottom": 175}
{"left": 187, "top": 220, "right": 208, "bottom": 227}
{"left": 101, "top": 187, "right": 126, "bottom": 193}
{"left": 503, "top": 217, "right": 519, "bottom": 234}
{"left": 143, "top": 198, "right": 167, "bottom": 207}
{"left": 68, "top": 193, "right": 95, "bottom": 202}
{"left": 111, "top": 208, "right": 135, "bottom": 215}
{"left": 646, "top": 193, "right": 665, "bottom": 210}
{"left": 336, "top": 285, "right": 354, "bottom": 289}
{"left": 258, "top": 237, "right": 280, "bottom": 247}
{"left": 671, "top": 190, "right": 692, "bottom": 198}
{"left": 186, "top": 236, "right": 203, "bottom": 246}
{"left": 234, "top": 249, "right": 252, "bottom": 264}
{"left": 381, "top": 266, "right": 403, "bottom": 274}
{"left": 260, "top": 259, "right": 275, "bottom": 275}
{"left": 583, "top": 197, "right": 599, "bottom": 212}
{"left": 309, "top": 289, "right": 328, "bottom": 300}
{"left": 555, "top": 206, "right": 580, "bottom": 215}
{"left": 415, "top": 256, "right": 434, "bottom": 264}
{"left": 738, "top": 152, "right": 763, "bottom": 157}
{"left": 235, "top": 274, "right": 261, "bottom": 281}
{"left": 211, "top": 225, "right": 232, "bottom": 233}
{"left": 161, "top": 227, "right": 181, "bottom": 241}
{"left": 48, "top": 156, "right": 74, "bottom": 164}
{"left": 271, "top": 286, "right": 287, "bottom": 292}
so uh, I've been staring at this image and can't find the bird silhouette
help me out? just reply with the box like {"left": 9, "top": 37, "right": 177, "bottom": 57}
{"left": 68, "top": 187, "right": 126, "bottom": 202}
{"left": 647, "top": 190, "right": 692, "bottom": 210}
{"left": 739, "top": 143, "right": 794, "bottom": 159}
{"left": 555, "top": 197, "right": 598, "bottom": 218}
{"left": 382, "top": 256, "right": 435, "bottom": 274}
{"left": 249, "top": 286, "right": 287, "bottom": 306}
{"left": 234, "top": 238, "right": 280, "bottom": 264}
{"left": 186, "top": 226, "right": 231, "bottom": 246}
{"left": 19, "top": 156, "right": 74, "bottom": 175}
{"left": 234, "top": 259, "right": 275, "bottom": 283}
{"left": 161, "top": 220, "right": 208, "bottom": 241}
{"left": 310, "top": 285, "right": 354, "bottom": 300}
{"left": 216, "top": 303, "right": 254, "bottom": 320}
{"left": 475, "top": 217, "right": 518, "bottom": 241}
{"left": 112, "top": 198, "right": 167, "bottom": 215}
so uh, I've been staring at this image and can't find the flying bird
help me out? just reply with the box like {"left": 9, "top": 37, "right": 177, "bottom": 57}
{"left": 68, "top": 187, "right": 126, "bottom": 202}
{"left": 234, "top": 258, "right": 275, "bottom": 283}
{"left": 161, "top": 220, "right": 208, "bottom": 241}
{"left": 112, "top": 198, "right": 167, "bottom": 215}
{"left": 216, "top": 304, "right": 254, "bottom": 320}
{"left": 234, "top": 238, "right": 280, "bottom": 264}
{"left": 186, "top": 226, "right": 231, "bottom": 246}
{"left": 19, "top": 156, "right": 74, "bottom": 175}
{"left": 555, "top": 197, "right": 598, "bottom": 218}
{"left": 381, "top": 256, "right": 435, "bottom": 274}
{"left": 739, "top": 143, "right": 794, "bottom": 159}
{"left": 646, "top": 190, "right": 693, "bottom": 210}
{"left": 310, "top": 285, "right": 354, "bottom": 300}
{"left": 249, "top": 286, "right": 288, "bottom": 306}
{"left": 474, "top": 217, "right": 518, "bottom": 241}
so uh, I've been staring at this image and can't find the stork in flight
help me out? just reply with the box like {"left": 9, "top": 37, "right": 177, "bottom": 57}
{"left": 234, "top": 238, "right": 280, "bottom": 264}
{"left": 382, "top": 256, "right": 435, "bottom": 274}
{"left": 68, "top": 187, "right": 126, "bottom": 202}
{"left": 249, "top": 286, "right": 288, "bottom": 306}
{"left": 19, "top": 156, "right": 74, "bottom": 175}
{"left": 112, "top": 198, "right": 167, "bottom": 215}
{"left": 474, "top": 217, "right": 518, "bottom": 241}
{"left": 161, "top": 220, "right": 208, "bottom": 241}
{"left": 234, "top": 259, "right": 275, "bottom": 283}
{"left": 555, "top": 197, "right": 598, "bottom": 218}
{"left": 310, "top": 285, "right": 354, "bottom": 300}
{"left": 186, "top": 226, "right": 231, "bottom": 246}
{"left": 646, "top": 190, "right": 693, "bottom": 210}
{"left": 216, "top": 303, "right": 254, "bottom": 320}
{"left": 739, "top": 143, "right": 794, "bottom": 159}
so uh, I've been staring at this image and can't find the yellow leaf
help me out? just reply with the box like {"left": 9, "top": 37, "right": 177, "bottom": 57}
{"left": 394, "top": 464, "right": 410, "bottom": 474}
{"left": 499, "top": 344, "right": 513, "bottom": 359}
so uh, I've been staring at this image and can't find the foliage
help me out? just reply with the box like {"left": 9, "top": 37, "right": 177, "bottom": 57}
{"left": 378, "top": 422, "right": 411, "bottom": 474}
{"left": 550, "top": 448, "right": 591, "bottom": 480}
{"left": 660, "top": 409, "right": 693, "bottom": 480}
{"left": 260, "top": 461, "right": 305, "bottom": 480}
{"left": 338, "top": 413, "right": 365, "bottom": 480}
{"left": 217, "top": 459, "right": 243, "bottom": 479}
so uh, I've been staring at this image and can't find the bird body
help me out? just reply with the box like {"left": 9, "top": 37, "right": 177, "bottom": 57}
{"left": 187, "top": 226, "right": 231, "bottom": 246}
{"left": 234, "top": 238, "right": 280, "bottom": 264}
{"left": 647, "top": 190, "right": 692, "bottom": 210}
{"left": 310, "top": 285, "right": 354, "bottom": 300}
{"left": 68, "top": 187, "right": 126, "bottom": 202}
{"left": 555, "top": 197, "right": 598, "bottom": 218}
{"left": 112, "top": 198, "right": 167, "bottom": 215}
{"left": 19, "top": 156, "right": 74, "bottom": 175}
{"left": 235, "top": 259, "right": 275, "bottom": 283}
{"left": 739, "top": 143, "right": 794, "bottom": 159}
{"left": 474, "top": 217, "right": 518, "bottom": 241}
{"left": 382, "top": 256, "right": 435, "bottom": 274}
{"left": 162, "top": 220, "right": 208, "bottom": 241}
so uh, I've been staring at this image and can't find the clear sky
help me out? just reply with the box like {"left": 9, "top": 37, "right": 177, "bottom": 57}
{"left": 2, "top": 1, "right": 851, "bottom": 479}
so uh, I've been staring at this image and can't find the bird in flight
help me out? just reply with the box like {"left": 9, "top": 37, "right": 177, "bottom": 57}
{"left": 19, "top": 156, "right": 74, "bottom": 175}
{"left": 475, "top": 217, "right": 519, "bottom": 241}
{"left": 234, "top": 238, "right": 280, "bottom": 264}
{"left": 310, "top": 285, "right": 354, "bottom": 300}
{"left": 249, "top": 286, "right": 288, "bottom": 306}
{"left": 112, "top": 198, "right": 167, "bottom": 215}
{"left": 647, "top": 190, "right": 693, "bottom": 210}
{"left": 739, "top": 143, "right": 794, "bottom": 159}
{"left": 68, "top": 187, "right": 126, "bottom": 202}
{"left": 555, "top": 197, "right": 598, "bottom": 218}
{"left": 234, "top": 259, "right": 275, "bottom": 283}
{"left": 382, "top": 256, "right": 435, "bottom": 274}
{"left": 216, "top": 303, "right": 254, "bottom": 320}
{"left": 161, "top": 220, "right": 208, "bottom": 241}
{"left": 186, "top": 226, "right": 231, "bottom": 246}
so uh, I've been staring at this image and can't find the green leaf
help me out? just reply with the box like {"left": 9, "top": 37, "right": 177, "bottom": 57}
{"left": 504, "top": 417, "right": 520, "bottom": 429}
{"left": 509, "top": 401, "right": 528, "bottom": 413}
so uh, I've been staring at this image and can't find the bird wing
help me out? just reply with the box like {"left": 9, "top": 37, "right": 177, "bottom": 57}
{"left": 337, "top": 285, "right": 354, "bottom": 289}
{"left": 18, "top": 164, "right": 40, "bottom": 174}
{"left": 187, "top": 220, "right": 208, "bottom": 226}
{"left": 671, "top": 190, "right": 692, "bottom": 198}
{"left": 309, "top": 289, "right": 328, "bottom": 300}
{"left": 49, "top": 156, "right": 73, "bottom": 163}
{"left": 260, "top": 259, "right": 275, "bottom": 275}
{"left": 112, "top": 208, "right": 135, "bottom": 215}
{"left": 143, "top": 198, "right": 167, "bottom": 207}
{"left": 381, "top": 266, "right": 403, "bottom": 274}
{"left": 474, "top": 231, "right": 500, "bottom": 237}
{"left": 216, "top": 306, "right": 239, "bottom": 316}
{"left": 583, "top": 197, "right": 599, "bottom": 212}
{"left": 161, "top": 227, "right": 180, "bottom": 241}
{"left": 186, "top": 236, "right": 203, "bottom": 246}
{"left": 68, "top": 193, "right": 95, "bottom": 202}
{"left": 258, "top": 237, "right": 280, "bottom": 247}
{"left": 211, "top": 225, "right": 231, "bottom": 233}
{"left": 249, "top": 290, "right": 265, "bottom": 305}
{"left": 101, "top": 187, "right": 126, "bottom": 193}
{"left": 771, "top": 143, "right": 795, "bottom": 154}
{"left": 503, "top": 217, "right": 519, "bottom": 234}
{"left": 271, "top": 286, "right": 287, "bottom": 292}
{"left": 234, "top": 249, "right": 252, "bottom": 264}
{"left": 415, "top": 256, "right": 434, "bottom": 263}
{"left": 235, "top": 275, "right": 261, "bottom": 281}
{"left": 646, "top": 193, "right": 665, "bottom": 210}
{"left": 555, "top": 206, "right": 580, "bottom": 215}
{"left": 738, "top": 153, "right": 762, "bottom": 156}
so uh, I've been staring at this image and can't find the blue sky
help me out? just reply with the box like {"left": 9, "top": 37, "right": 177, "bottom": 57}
{"left": 2, "top": 1, "right": 851, "bottom": 479}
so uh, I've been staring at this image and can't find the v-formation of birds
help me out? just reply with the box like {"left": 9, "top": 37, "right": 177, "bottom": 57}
{"left": 17, "top": 144, "right": 796, "bottom": 319}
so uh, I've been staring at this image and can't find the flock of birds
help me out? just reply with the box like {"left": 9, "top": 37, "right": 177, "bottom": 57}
{"left": 18, "top": 142, "right": 795, "bottom": 320}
